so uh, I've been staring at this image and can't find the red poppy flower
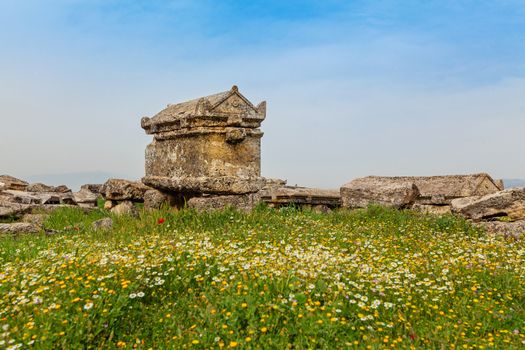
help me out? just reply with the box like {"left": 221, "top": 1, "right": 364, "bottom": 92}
{"left": 157, "top": 218, "right": 165, "bottom": 224}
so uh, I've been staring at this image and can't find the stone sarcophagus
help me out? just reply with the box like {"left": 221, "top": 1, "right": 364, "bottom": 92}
{"left": 141, "top": 86, "right": 266, "bottom": 198}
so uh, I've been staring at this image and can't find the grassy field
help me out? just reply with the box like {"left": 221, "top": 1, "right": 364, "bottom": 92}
{"left": 0, "top": 205, "right": 524, "bottom": 349}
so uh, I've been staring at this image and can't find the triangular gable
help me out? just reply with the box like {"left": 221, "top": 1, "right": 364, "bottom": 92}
{"left": 210, "top": 86, "right": 257, "bottom": 113}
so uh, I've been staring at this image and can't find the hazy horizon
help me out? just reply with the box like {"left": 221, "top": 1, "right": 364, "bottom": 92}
{"left": 1, "top": 1, "right": 524, "bottom": 189}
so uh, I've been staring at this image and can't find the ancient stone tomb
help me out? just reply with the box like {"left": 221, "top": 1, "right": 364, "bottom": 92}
{"left": 141, "top": 86, "right": 267, "bottom": 208}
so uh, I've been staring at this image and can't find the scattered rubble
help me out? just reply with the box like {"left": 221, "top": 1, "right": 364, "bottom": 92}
{"left": 451, "top": 187, "right": 525, "bottom": 221}
{"left": 92, "top": 217, "right": 113, "bottom": 231}
{"left": 0, "top": 222, "right": 41, "bottom": 234}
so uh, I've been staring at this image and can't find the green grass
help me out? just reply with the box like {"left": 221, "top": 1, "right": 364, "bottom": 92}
{"left": 1, "top": 205, "right": 524, "bottom": 349}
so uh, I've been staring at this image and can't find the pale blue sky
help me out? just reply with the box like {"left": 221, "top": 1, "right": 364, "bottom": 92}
{"left": 1, "top": 0, "right": 524, "bottom": 189}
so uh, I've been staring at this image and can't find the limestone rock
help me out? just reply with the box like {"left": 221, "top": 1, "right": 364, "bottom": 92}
{"left": 451, "top": 188, "right": 525, "bottom": 221}
{"left": 22, "top": 214, "right": 49, "bottom": 226}
{"left": 73, "top": 188, "right": 98, "bottom": 208}
{"left": 110, "top": 201, "right": 138, "bottom": 217}
{"left": 92, "top": 217, "right": 113, "bottom": 231}
{"left": 141, "top": 86, "right": 266, "bottom": 196}
{"left": 103, "top": 179, "right": 150, "bottom": 201}
{"left": 2, "top": 189, "right": 75, "bottom": 205}
{"left": 349, "top": 174, "right": 501, "bottom": 205}
{"left": 143, "top": 189, "right": 183, "bottom": 209}
{"left": 0, "top": 175, "right": 28, "bottom": 191}
{"left": 260, "top": 186, "right": 340, "bottom": 208}
{"left": 0, "top": 223, "right": 41, "bottom": 234}
{"left": 53, "top": 185, "right": 72, "bottom": 193}
{"left": 412, "top": 204, "right": 452, "bottom": 215}
{"left": 494, "top": 179, "right": 505, "bottom": 191}
{"left": 2, "top": 190, "right": 42, "bottom": 204}
{"left": 103, "top": 200, "right": 114, "bottom": 210}
{"left": 26, "top": 183, "right": 54, "bottom": 192}
{"left": 26, "top": 183, "right": 72, "bottom": 193}
{"left": 81, "top": 184, "right": 104, "bottom": 194}
{"left": 340, "top": 177, "right": 420, "bottom": 209}
{"left": 0, "top": 200, "right": 35, "bottom": 218}
{"left": 143, "top": 176, "right": 265, "bottom": 195}
{"left": 187, "top": 193, "right": 260, "bottom": 212}
{"left": 475, "top": 220, "right": 525, "bottom": 239}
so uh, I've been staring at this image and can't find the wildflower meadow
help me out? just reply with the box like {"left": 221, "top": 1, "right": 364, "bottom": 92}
{"left": 0, "top": 206, "right": 524, "bottom": 349}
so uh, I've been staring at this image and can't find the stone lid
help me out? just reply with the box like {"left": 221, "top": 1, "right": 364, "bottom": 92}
{"left": 141, "top": 85, "right": 266, "bottom": 135}
{"left": 348, "top": 173, "right": 500, "bottom": 199}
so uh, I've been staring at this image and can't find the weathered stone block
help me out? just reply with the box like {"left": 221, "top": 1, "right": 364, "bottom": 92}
{"left": 103, "top": 179, "right": 150, "bottom": 201}
{"left": 0, "top": 223, "right": 41, "bottom": 234}
{"left": 143, "top": 189, "right": 184, "bottom": 209}
{"left": 141, "top": 86, "right": 266, "bottom": 196}
{"left": 260, "top": 186, "right": 340, "bottom": 208}
{"left": 451, "top": 188, "right": 525, "bottom": 221}
{"left": 340, "top": 177, "right": 420, "bottom": 209}
{"left": 0, "top": 175, "right": 28, "bottom": 191}
{"left": 187, "top": 193, "right": 260, "bottom": 212}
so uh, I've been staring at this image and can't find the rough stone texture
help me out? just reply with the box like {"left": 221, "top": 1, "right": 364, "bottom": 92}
{"left": 494, "top": 179, "right": 505, "bottom": 191}
{"left": 110, "top": 201, "right": 139, "bottom": 217}
{"left": 103, "top": 179, "right": 150, "bottom": 201}
{"left": 26, "top": 183, "right": 71, "bottom": 193}
{"left": 260, "top": 186, "right": 340, "bottom": 208}
{"left": 92, "top": 217, "right": 113, "bottom": 231}
{"left": 0, "top": 223, "right": 41, "bottom": 234}
{"left": 363, "top": 174, "right": 500, "bottom": 205}
{"left": 22, "top": 214, "right": 49, "bottom": 226}
{"left": 103, "top": 200, "right": 114, "bottom": 210}
{"left": 141, "top": 86, "right": 266, "bottom": 196}
{"left": 412, "top": 204, "right": 452, "bottom": 215}
{"left": 0, "top": 175, "right": 29, "bottom": 191}
{"left": 340, "top": 177, "right": 420, "bottom": 209}
{"left": 474, "top": 220, "right": 525, "bottom": 239}
{"left": 26, "top": 183, "right": 54, "bottom": 192}
{"left": 81, "top": 184, "right": 104, "bottom": 194}
{"left": 187, "top": 193, "right": 261, "bottom": 212}
{"left": 143, "top": 189, "right": 184, "bottom": 209}
{"left": 145, "top": 176, "right": 265, "bottom": 195}
{"left": 2, "top": 189, "right": 75, "bottom": 205}
{"left": 0, "top": 199, "right": 33, "bottom": 217}
{"left": 73, "top": 188, "right": 98, "bottom": 208}
{"left": 451, "top": 188, "right": 525, "bottom": 221}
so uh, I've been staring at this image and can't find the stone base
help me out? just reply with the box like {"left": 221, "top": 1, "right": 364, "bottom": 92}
{"left": 142, "top": 176, "right": 265, "bottom": 195}
{"left": 260, "top": 186, "right": 340, "bottom": 208}
{"left": 186, "top": 193, "right": 261, "bottom": 212}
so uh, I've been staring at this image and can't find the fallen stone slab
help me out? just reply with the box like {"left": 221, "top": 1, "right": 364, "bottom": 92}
{"left": 340, "top": 177, "right": 419, "bottom": 209}
{"left": 81, "top": 184, "right": 104, "bottom": 194}
{"left": 103, "top": 179, "right": 150, "bottom": 202}
{"left": 143, "top": 176, "right": 265, "bottom": 195}
{"left": 451, "top": 188, "right": 525, "bottom": 221}
{"left": 26, "top": 183, "right": 72, "bottom": 193}
{"left": 0, "top": 175, "right": 29, "bottom": 191}
{"left": 260, "top": 186, "right": 340, "bottom": 208}
{"left": 0, "top": 223, "right": 41, "bottom": 234}
{"left": 1, "top": 190, "right": 76, "bottom": 205}
{"left": 73, "top": 188, "right": 98, "bottom": 208}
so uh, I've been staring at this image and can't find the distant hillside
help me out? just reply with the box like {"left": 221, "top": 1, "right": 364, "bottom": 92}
{"left": 503, "top": 179, "right": 525, "bottom": 188}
